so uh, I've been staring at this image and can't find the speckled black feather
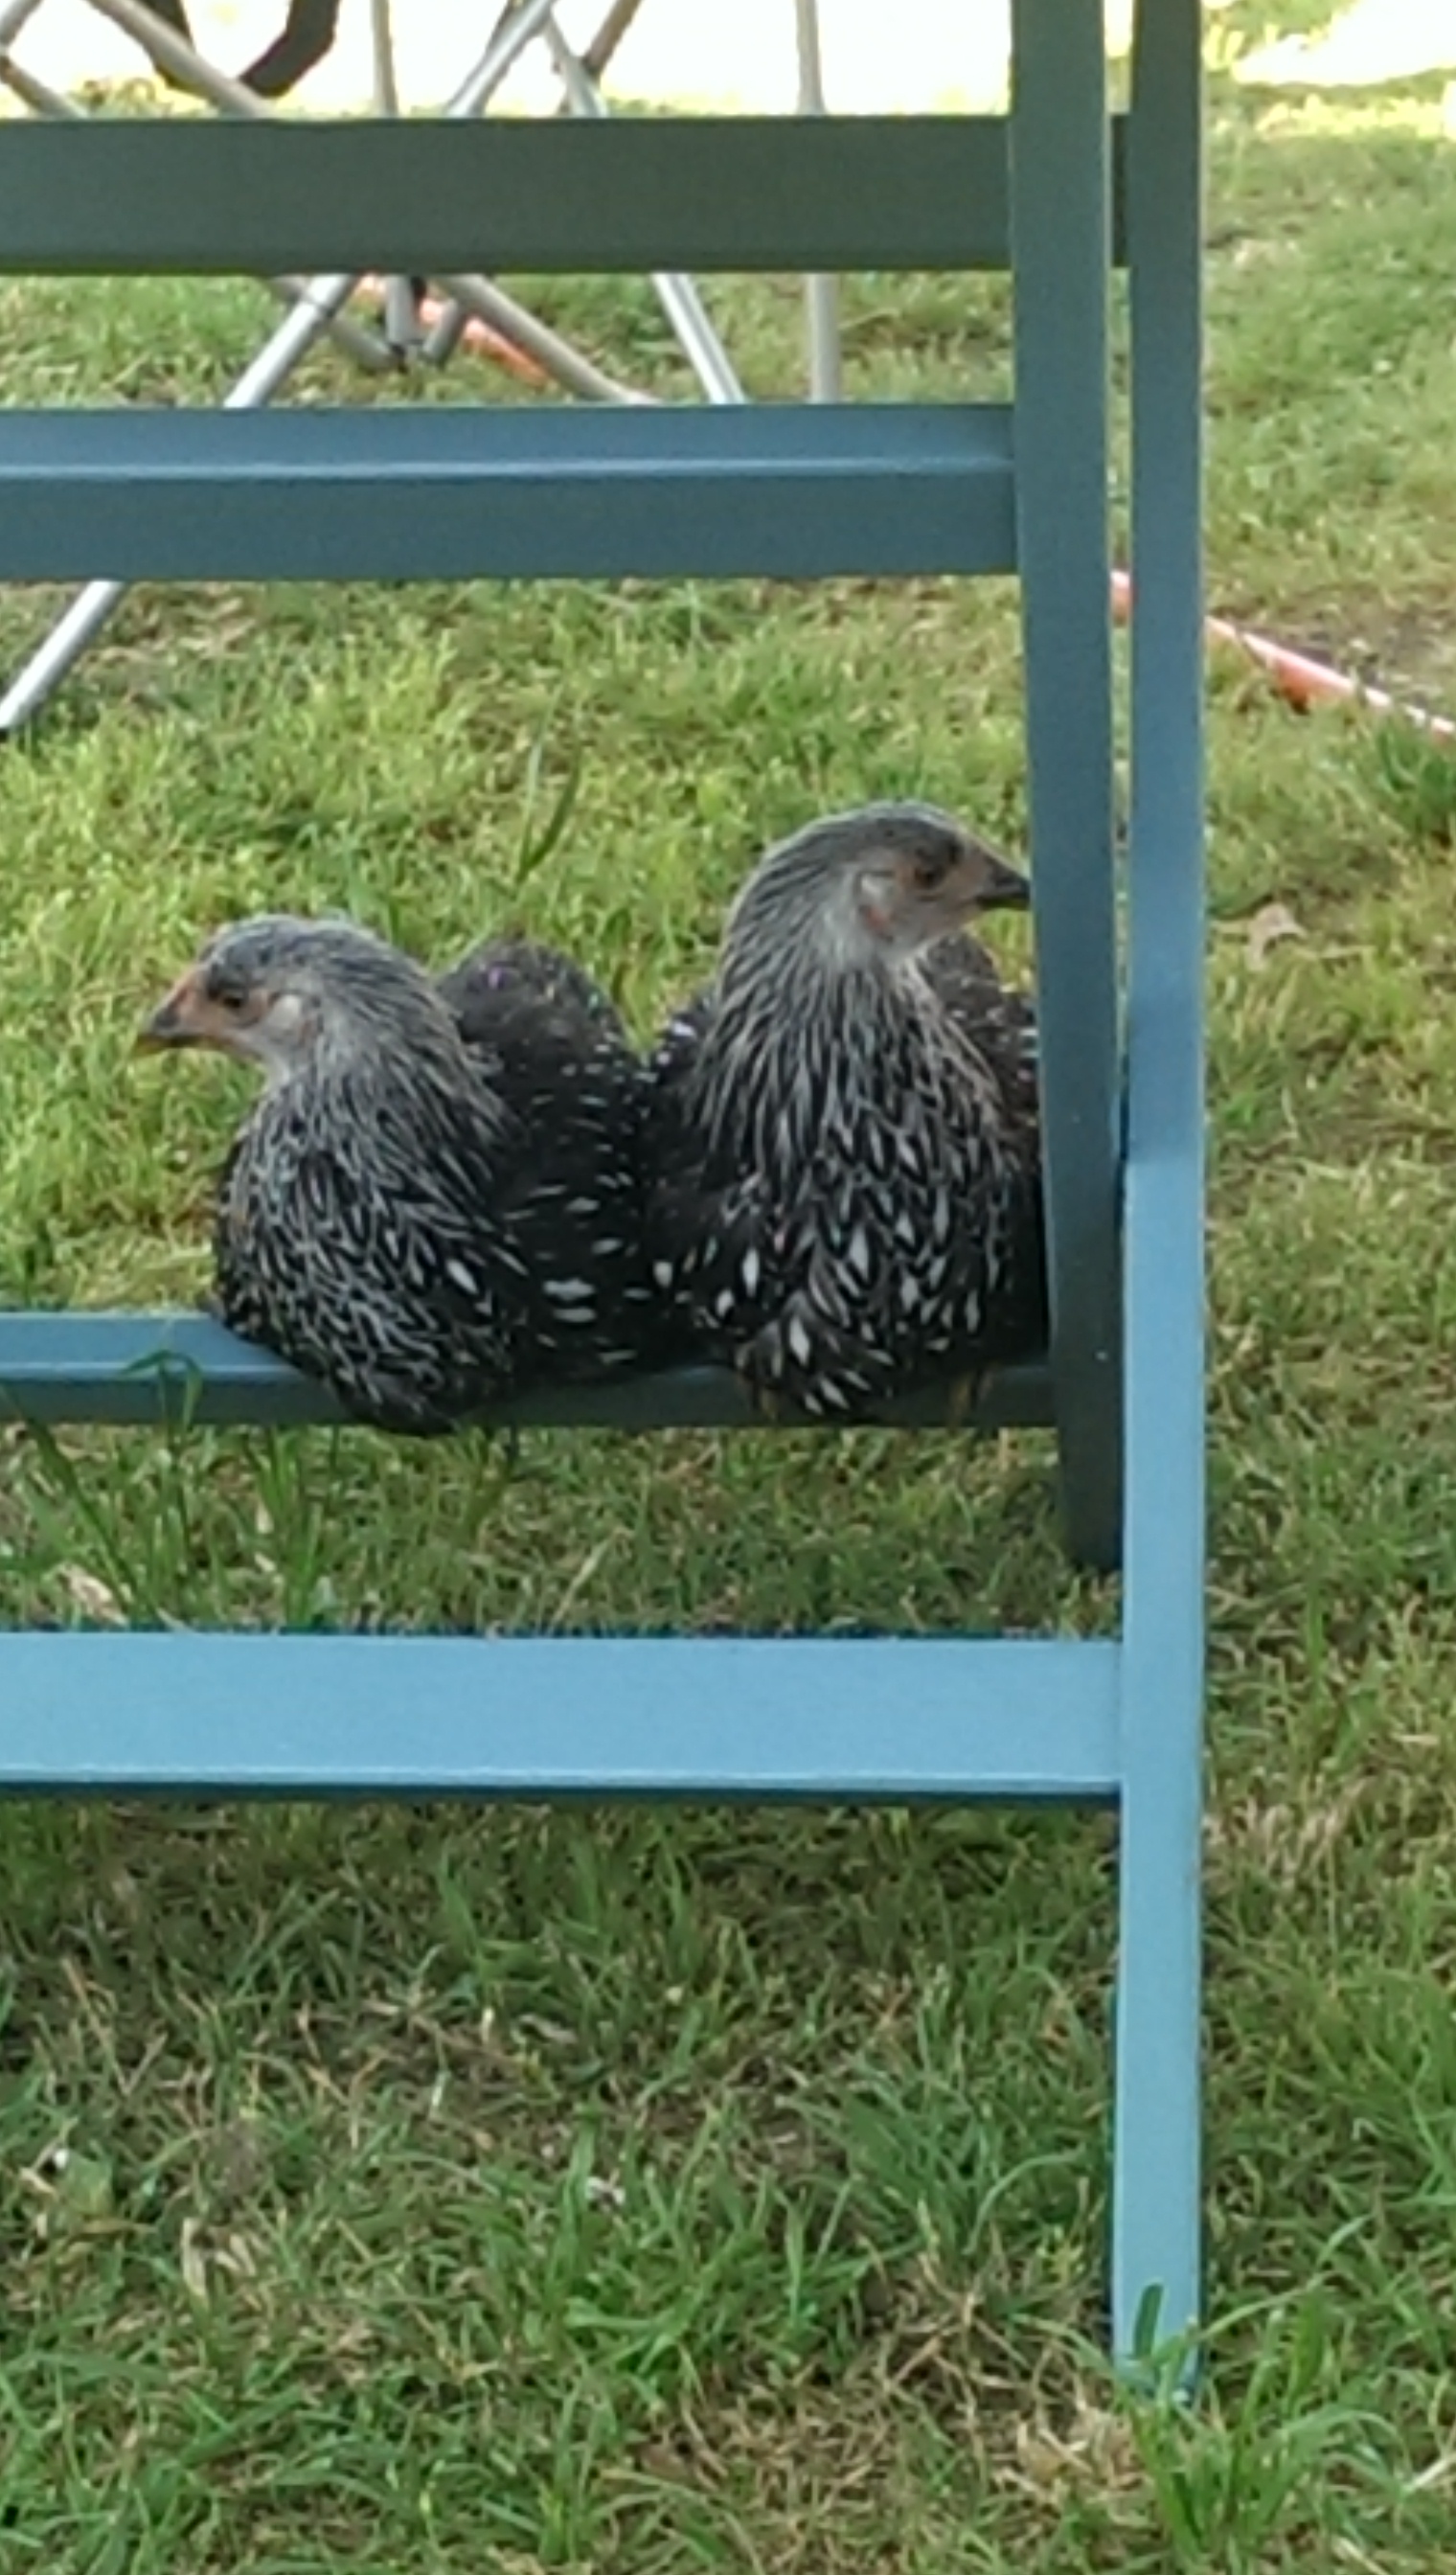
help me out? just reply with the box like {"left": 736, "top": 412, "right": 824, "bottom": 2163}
{"left": 204, "top": 919, "right": 659, "bottom": 1434}
{"left": 437, "top": 934, "right": 630, "bottom": 1049}
{"left": 644, "top": 815, "right": 1047, "bottom": 1419}
{"left": 433, "top": 930, "right": 667, "bottom": 1384}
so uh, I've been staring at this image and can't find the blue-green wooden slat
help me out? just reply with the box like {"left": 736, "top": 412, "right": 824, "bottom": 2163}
{"left": 0, "top": 115, "right": 1128, "bottom": 276}
{"left": 0, "top": 405, "right": 1016, "bottom": 585}
{"left": 1009, "top": 0, "right": 1124, "bottom": 1572}
{"left": 0, "top": 1633, "right": 1122, "bottom": 1802}
{"left": 1112, "top": 0, "right": 1206, "bottom": 2363}
{"left": 0, "top": 1312, "right": 1054, "bottom": 1432}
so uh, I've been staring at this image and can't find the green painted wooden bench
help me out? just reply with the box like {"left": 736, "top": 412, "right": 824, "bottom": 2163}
{"left": 0, "top": 0, "right": 1206, "bottom": 2359}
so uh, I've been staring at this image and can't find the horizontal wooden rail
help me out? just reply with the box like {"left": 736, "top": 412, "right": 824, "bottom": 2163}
{"left": 0, "top": 1630, "right": 1119, "bottom": 1800}
{"left": 0, "top": 402, "right": 1018, "bottom": 582}
{"left": 0, "top": 1311, "right": 1053, "bottom": 1432}
{"left": 0, "top": 115, "right": 1128, "bottom": 277}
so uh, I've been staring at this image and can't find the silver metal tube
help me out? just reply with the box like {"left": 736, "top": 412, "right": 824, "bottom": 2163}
{"left": 226, "top": 270, "right": 363, "bottom": 400}
{"left": 545, "top": 25, "right": 745, "bottom": 404}
{"left": 794, "top": 0, "right": 844, "bottom": 401}
{"left": 0, "top": 0, "right": 45, "bottom": 48}
{"left": 369, "top": 0, "right": 421, "bottom": 353}
{"left": 0, "top": 590, "right": 129, "bottom": 737}
{"left": 444, "top": 0, "right": 575, "bottom": 118}
{"left": 438, "top": 270, "right": 648, "bottom": 403}
{"left": 425, "top": 0, "right": 648, "bottom": 369}
{"left": 644, "top": 271, "right": 745, "bottom": 406}
{"left": 0, "top": 52, "right": 64, "bottom": 103}
{"left": 421, "top": 299, "right": 471, "bottom": 366}
{"left": 381, "top": 279, "right": 421, "bottom": 352}
{"left": 370, "top": 0, "right": 399, "bottom": 110}
{"left": 262, "top": 277, "right": 395, "bottom": 371}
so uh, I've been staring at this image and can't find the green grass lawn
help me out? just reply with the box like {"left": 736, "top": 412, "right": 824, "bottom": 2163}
{"left": 5, "top": 23, "right": 1456, "bottom": 2571}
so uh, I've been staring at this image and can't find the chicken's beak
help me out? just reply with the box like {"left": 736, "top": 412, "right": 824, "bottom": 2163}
{"left": 978, "top": 851, "right": 1032, "bottom": 913}
{"left": 137, "top": 967, "right": 208, "bottom": 1052}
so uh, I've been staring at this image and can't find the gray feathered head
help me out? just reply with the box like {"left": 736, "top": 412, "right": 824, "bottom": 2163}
{"left": 722, "top": 801, "right": 1029, "bottom": 981}
{"left": 139, "top": 913, "right": 461, "bottom": 1088}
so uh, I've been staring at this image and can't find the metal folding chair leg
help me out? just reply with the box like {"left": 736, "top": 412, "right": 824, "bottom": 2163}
{"left": 794, "top": 0, "right": 843, "bottom": 401}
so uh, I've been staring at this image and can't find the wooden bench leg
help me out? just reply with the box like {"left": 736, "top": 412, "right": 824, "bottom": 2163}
{"left": 1112, "top": 0, "right": 1205, "bottom": 2365}
{"left": 1010, "top": 0, "right": 1124, "bottom": 1574}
